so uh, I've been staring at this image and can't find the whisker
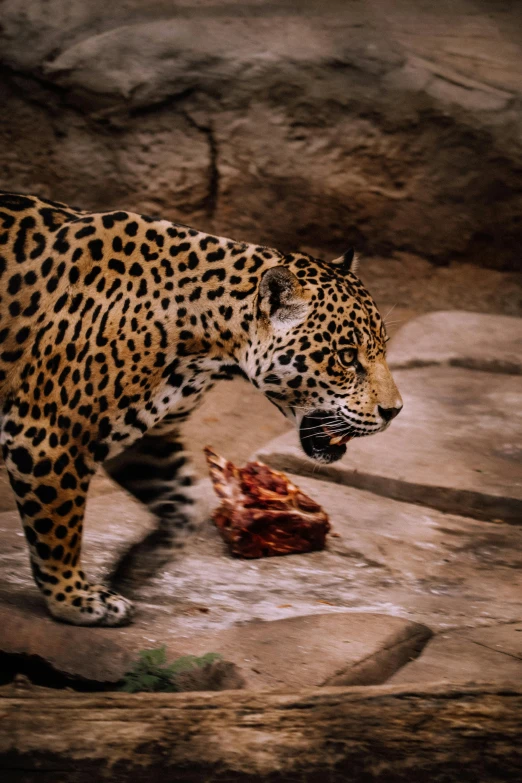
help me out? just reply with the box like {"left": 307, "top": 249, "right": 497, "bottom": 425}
{"left": 382, "top": 303, "right": 397, "bottom": 323}
{"left": 298, "top": 421, "right": 341, "bottom": 434}
{"left": 301, "top": 420, "right": 381, "bottom": 440}
{"left": 299, "top": 424, "right": 349, "bottom": 436}
{"left": 301, "top": 425, "right": 359, "bottom": 440}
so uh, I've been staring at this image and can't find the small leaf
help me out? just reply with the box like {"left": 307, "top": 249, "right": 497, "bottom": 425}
{"left": 139, "top": 646, "right": 167, "bottom": 666}
{"left": 118, "top": 647, "right": 224, "bottom": 693}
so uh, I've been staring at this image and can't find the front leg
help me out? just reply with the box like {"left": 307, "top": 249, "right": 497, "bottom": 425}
{"left": 104, "top": 417, "right": 197, "bottom": 586}
{"left": 2, "top": 408, "right": 134, "bottom": 626}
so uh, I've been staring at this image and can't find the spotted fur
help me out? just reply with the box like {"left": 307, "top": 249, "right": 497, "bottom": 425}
{"left": 0, "top": 191, "right": 402, "bottom": 626}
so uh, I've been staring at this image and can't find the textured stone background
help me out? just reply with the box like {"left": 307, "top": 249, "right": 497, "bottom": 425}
{"left": 1, "top": 0, "right": 522, "bottom": 270}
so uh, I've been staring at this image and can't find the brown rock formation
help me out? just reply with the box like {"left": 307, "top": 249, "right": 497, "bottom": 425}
{"left": 0, "top": 1, "right": 521, "bottom": 269}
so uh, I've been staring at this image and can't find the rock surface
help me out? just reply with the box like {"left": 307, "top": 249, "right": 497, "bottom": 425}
{"left": 389, "top": 623, "right": 522, "bottom": 685}
{"left": 135, "top": 476, "right": 522, "bottom": 635}
{"left": 258, "top": 366, "right": 522, "bottom": 523}
{"left": 1, "top": 1, "right": 522, "bottom": 269}
{"left": 2, "top": 470, "right": 521, "bottom": 685}
{"left": 172, "top": 613, "right": 432, "bottom": 690}
{"left": 388, "top": 311, "right": 522, "bottom": 374}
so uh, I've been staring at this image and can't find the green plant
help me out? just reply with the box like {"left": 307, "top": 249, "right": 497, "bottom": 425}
{"left": 119, "top": 646, "right": 222, "bottom": 693}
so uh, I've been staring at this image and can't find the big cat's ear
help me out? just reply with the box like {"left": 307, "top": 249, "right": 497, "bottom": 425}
{"left": 258, "top": 266, "right": 310, "bottom": 331}
{"left": 331, "top": 247, "right": 359, "bottom": 275}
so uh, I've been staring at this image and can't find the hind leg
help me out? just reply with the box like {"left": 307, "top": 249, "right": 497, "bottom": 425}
{"left": 104, "top": 418, "right": 197, "bottom": 583}
{"left": 2, "top": 408, "right": 134, "bottom": 626}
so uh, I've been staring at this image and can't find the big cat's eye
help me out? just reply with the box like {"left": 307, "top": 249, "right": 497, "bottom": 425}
{"left": 338, "top": 348, "right": 358, "bottom": 367}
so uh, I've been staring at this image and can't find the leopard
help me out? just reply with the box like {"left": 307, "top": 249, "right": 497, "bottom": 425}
{"left": 0, "top": 191, "right": 402, "bottom": 626}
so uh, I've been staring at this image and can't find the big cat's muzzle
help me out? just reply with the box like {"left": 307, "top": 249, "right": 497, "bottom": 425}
{"left": 299, "top": 410, "right": 352, "bottom": 464}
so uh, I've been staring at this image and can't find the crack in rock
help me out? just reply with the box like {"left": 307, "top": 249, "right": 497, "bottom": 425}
{"left": 183, "top": 112, "right": 220, "bottom": 220}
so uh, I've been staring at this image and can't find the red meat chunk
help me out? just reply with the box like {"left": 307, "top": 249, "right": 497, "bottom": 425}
{"left": 205, "top": 447, "right": 330, "bottom": 558}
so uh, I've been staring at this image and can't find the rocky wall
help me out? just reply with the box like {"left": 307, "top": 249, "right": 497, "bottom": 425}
{"left": 1, "top": 0, "right": 521, "bottom": 269}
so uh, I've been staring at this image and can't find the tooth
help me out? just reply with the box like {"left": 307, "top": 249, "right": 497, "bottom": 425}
{"left": 330, "top": 436, "right": 343, "bottom": 445}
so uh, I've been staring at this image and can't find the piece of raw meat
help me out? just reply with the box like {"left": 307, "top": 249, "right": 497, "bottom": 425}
{"left": 205, "top": 447, "right": 330, "bottom": 558}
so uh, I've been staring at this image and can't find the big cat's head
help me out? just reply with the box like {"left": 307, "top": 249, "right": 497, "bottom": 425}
{"left": 250, "top": 249, "right": 402, "bottom": 464}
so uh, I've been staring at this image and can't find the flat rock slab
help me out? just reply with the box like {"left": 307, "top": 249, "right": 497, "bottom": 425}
{"left": 389, "top": 622, "right": 522, "bottom": 685}
{"left": 2, "top": 473, "right": 522, "bottom": 685}
{"left": 257, "top": 366, "right": 522, "bottom": 523}
{"left": 132, "top": 477, "right": 522, "bottom": 641}
{"left": 388, "top": 311, "right": 522, "bottom": 375}
{"left": 0, "top": 604, "right": 429, "bottom": 690}
{"left": 0, "top": 602, "right": 134, "bottom": 683}
{"left": 186, "top": 613, "right": 432, "bottom": 690}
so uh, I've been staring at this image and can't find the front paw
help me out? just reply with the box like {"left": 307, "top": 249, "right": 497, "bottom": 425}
{"left": 46, "top": 584, "right": 134, "bottom": 627}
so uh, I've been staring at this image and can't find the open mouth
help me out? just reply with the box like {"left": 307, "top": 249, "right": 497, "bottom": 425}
{"left": 299, "top": 410, "right": 354, "bottom": 464}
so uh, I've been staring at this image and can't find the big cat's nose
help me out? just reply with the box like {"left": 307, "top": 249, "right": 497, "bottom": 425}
{"left": 378, "top": 404, "right": 402, "bottom": 423}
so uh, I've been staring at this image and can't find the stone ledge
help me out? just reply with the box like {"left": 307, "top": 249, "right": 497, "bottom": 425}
{"left": 184, "top": 613, "right": 432, "bottom": 690}
{"left": 388, "top": 311, "right": 522, "bottom": 375}
{"left": 257, "top": 366, "right": 522, "bottom": 524}
{"left": 389, "top": 623, "right": 522, "bottom": 685}
{"left": 0, "top": 599, "right": 431, "bottom": 690}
